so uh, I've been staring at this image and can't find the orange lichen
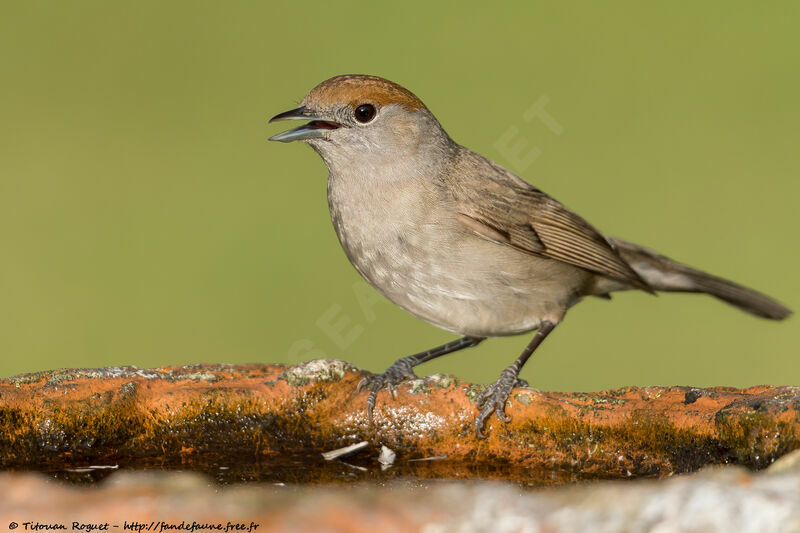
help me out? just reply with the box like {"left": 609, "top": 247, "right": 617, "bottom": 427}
{"left": 0, "top": 360, "right": 798, "bottom": 483}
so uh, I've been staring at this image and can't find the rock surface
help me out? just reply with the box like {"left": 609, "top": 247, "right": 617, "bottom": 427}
{"left": 1, "top": 360, "right": 799, "bottom": 481}
{"left": 2, "top": 462, "right": 800, "bottom": 533}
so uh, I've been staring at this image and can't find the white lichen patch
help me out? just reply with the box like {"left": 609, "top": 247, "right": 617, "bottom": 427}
{"left": 337, "top": 403, "right": 451, "bottom": 437}
{"left": 405, "top": 374, "right": 455, "bottom": 395}
{"left": 42, "top": 367, "right": 165, "bottom": 387}
{"left": 282, "top": 359, "right": 359, "bottom": 386}
{"left": 380, "top": 405, "right": 448, "bottom": 434}
{"left": 641, "top": 387, "right": 664, "bottom": 400}
{"left": 515, "top": 392, "right": 536, "bottom": 406}
{"left": 178, "top": 372, "right": 220, "bottom": 382}
{"left": 93, "top": 367, "right": 165, "bottom": 379}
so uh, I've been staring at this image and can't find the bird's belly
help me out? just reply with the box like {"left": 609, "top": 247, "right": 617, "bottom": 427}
{"left": 334, "top": 216, "right": 584, "bottom": 337}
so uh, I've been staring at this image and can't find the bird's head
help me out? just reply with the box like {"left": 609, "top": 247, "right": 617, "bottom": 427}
{"left": 269, "top": 75, "right": 451, "bottom": 170}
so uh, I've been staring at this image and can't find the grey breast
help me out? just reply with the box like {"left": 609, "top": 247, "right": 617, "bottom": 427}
{"left": 325, "top": 164, "right": 583, "bottom": 337}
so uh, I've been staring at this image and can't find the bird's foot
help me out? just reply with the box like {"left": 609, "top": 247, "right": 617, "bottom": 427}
{"left": 474, "top": 368, "right": 527, "bottom": 438}
{"left": 357, "top": 358, "right": 418, "bottom": 423}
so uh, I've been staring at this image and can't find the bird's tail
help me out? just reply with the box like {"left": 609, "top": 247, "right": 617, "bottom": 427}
{"left": 607, "top": 237, "right": 792, "bottom": 320}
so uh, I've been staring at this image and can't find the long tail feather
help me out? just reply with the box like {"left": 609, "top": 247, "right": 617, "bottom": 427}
{"left": 608, "top": 237, "right": 792, "bottom": 320}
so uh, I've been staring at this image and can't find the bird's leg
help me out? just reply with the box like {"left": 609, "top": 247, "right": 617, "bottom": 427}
{"left": 475, "top": 321, "right": 557, "bottom": 438}
{"left": 358, "top": 336, "right": 484, "bottom": 422}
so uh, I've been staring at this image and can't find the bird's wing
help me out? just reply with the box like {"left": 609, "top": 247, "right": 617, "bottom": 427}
{"left": 453, "top": 177, "right": 653, "bottom": 292}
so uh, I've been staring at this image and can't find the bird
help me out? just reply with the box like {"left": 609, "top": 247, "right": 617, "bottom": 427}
{"left": 268, "top": 74, "right": 791, "bottom": 438}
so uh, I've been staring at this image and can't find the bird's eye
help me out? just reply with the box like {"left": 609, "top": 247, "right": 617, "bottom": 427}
{"left": 354, "top": 103, "right": 376, "bottom": 123}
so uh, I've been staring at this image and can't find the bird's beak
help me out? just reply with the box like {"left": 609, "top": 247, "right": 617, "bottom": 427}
{"left": 268, "top": 106, "right": 341, "bottom": 142}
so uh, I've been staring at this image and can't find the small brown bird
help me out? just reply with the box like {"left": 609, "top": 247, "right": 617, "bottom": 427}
{"left": 269, "top": 74, "right": 791, "bottom": 437}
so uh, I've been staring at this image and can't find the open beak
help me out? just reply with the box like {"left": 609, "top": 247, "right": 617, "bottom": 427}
{"left": 268, "top": 106, "right": 341, "bottom": 142}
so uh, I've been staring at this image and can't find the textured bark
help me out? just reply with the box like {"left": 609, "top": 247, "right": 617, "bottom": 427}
{"left": 1, "top": 359, "right": 799, "bottom": 480}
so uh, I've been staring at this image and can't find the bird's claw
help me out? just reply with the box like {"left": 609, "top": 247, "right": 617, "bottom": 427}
{"left": 474, "top": 369, "right": 527, "bottom": 438}
{"left": 515, "top": 377, "right": 530, "bottom": 389}
{"left": 357, "top": 358, "right": 418, "bottom": 423}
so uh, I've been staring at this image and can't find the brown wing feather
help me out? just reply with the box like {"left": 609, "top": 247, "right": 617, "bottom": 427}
{"left": 454, "top": 175, "right": 652, "bottom": 292}
{"left": 531, "top": 195, "right": 652, "bottom": 290}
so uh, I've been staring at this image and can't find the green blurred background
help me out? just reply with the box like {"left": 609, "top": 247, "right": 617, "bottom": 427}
{"left": 1, "top": 2, "right": 797, "bottom": 390}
